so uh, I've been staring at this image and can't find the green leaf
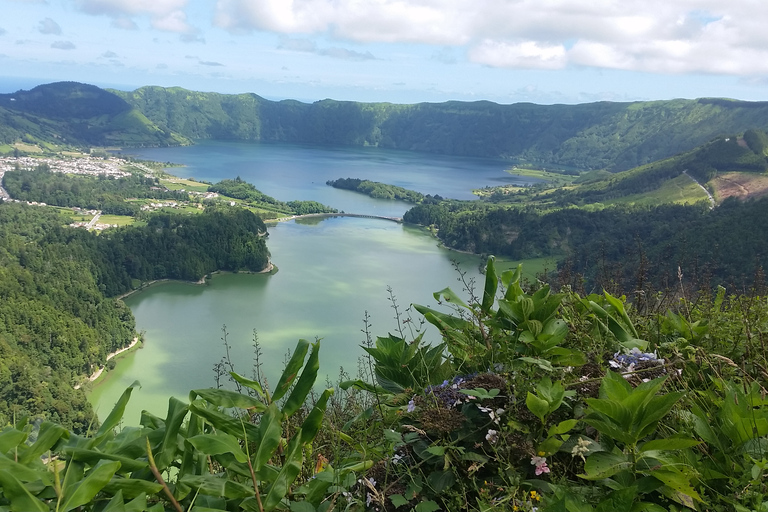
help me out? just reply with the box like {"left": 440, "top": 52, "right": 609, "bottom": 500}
{"left": 579, "top": 452, "right": 632, "bottom": 480}
{"left": 156, "top": 397, "right": 189, "bottom": 470}
{"left": 272, "top": 339, "right": 311, "bottom": 402}
{"left": 481, "top": 255, "right": 498, "bottom": 314}
{"left": 102, "top": 477, "right": 164, "bottom": 499}
{"left": 526, "top": 392, "right": 550, "bottom": 423}
{"left": 0, "top": 452, "right": 52, "bottom": 484}
{"left": 62, "top": 448, "right": 149, "bottom": 472}
{"left": 548, "top": 419, "right": 578, "bottom": 437}
{"left": 95, "top": 381, "right": 141, "bottom": 441}
{"left": 390, "top": 494, "right": 409, "bottom": 508}
{"left": 179, "top": 474, "right": 254, "bottom": 499}
{"left": 427, "top": 469, "right": 455, "bottom": 493}
{"left": 187, "top": 433, "right": 247, "bottom": 463}
{"left": 0, "top": 469, "right": 48, "bottom": 512}
{"left": 639, "top": 438, "right": 700, "bottom": 452}
{"left": 289, "top": 502, "right": 316, "bottom": 512}
{"left": 253, "top": 403, "right": 282, "bottom": 471}
{"left": 432, "top": 287, "right": 470, "bottom": 309}
{"left": 426, "top": 446, "right": 446, "bottom": 456}
{"left": 18, "top": 421, "right": 68, "bottom": 465}
{"left": 229, "top": 372, "right": 267, "bottom": 400}
{"left": 60, "top": 461, "right": 122, "bottom": 512}
{"left": 0, "top": 429, "right": 27, "bottom": 454}
{"left": 282, "top": 341, "right": 321, "bottom": 417}
{"left": 188, "top": 400, "right": 261, "bottom": 440}
{"left": 102, "top": 490, "right": 126, "bottom": 512}
{"left": 189, "top": 388, "right": 266, "bottom": 412}
{"left": 414, "top": 500, "right": 441, "bottom": 512}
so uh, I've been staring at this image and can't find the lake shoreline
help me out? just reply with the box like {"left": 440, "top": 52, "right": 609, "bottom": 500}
{"left": 115, "top": 262, "right": 276, "bottom": 301}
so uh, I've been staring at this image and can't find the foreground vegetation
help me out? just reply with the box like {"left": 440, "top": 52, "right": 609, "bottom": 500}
{"left": 1, "top": 257, "right": 766, "bottom": 511}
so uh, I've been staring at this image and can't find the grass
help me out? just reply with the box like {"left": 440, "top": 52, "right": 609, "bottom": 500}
{"left": 160, "top": 178, "right": 210, "bottom": 192}
{"left": 505, "top": 166, "right": 578, "bottom": 184}
{"left": 98, "top": 214, "right": 135, "bottom": 227}
{"left": 603, "top": 173, "right": 709, "bottom": 207}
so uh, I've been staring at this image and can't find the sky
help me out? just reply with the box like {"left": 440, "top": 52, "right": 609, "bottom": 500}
{"left": 2, "top": 0, "right": 768, "bottom": 105}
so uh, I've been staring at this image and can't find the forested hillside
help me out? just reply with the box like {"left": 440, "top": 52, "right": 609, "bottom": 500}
{"left": 114, "top": 86, "right": 768, "bottom": 170}
{"left": 0, "top": 203, "right": 270, "bottom": 430}
{"left": 0, "top": 82, "right": 189, "bottom": 148}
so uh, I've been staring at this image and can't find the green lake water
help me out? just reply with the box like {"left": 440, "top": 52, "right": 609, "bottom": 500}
{"left": 91, "top": 142, "right": 550, "bottom": 422}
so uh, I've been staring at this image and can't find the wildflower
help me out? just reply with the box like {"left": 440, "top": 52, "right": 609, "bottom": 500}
{"left": 485, "top": 429, "right": 498, "bottom": 444}
{"left": 391, "top": 454, "right": 404, "bottom": 464}
{"left": 531, "top": 456, "right": 550, "bottom": 475}
{"left": 407, "top": 397, "right": 416, "bottom": 413}
{"left": 571, "top": 437, "right": 591, "bottom": 461}
{"left": 530, "top": 490, "right": 541, "bottom": 501}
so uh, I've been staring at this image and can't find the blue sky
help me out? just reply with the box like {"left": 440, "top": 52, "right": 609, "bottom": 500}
{"left": 2, "top": 0, "right": 768, "bottom": 105}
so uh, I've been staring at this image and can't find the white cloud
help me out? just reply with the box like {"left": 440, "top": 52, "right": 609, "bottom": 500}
{"left": 470, "top": 40, "right": 567, "bottom": 70}
{"left": 212, "top": 0, "right": 768, "bottom": 76}
{"left": 38, "top": 17, "right": 62, "bottom": 35}
{"left": 74, "top": 0, "right": 194, "bottom": 33}
{"left": 51, "top": 40, "right": 76, "bottom": 50}
{"left": 277, "top": 37, "right": 377, "bottom": 61}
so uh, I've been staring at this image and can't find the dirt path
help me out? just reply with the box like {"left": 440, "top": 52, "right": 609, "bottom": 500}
{"left": 682, "top": 170, "right": 715, "bottom": 209}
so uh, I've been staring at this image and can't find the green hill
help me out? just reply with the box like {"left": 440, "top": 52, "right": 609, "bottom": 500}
{"left": 0, "top": 82, "right": 189, "bottom": 148}
{"left": 114, "top": 86, "right": 768, "bottom": 171}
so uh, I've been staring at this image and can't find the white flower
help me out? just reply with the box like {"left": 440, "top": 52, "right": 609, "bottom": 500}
{"left": 485, "top": 429, "right": 498, "bottom": 444}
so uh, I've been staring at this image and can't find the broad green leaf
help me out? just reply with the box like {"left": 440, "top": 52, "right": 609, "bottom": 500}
{"left": 156, "top": 397, "right": 189, "bottom": 470}
{"left": 0, "top": 452, "right": 52, "bottom": 484}
{"left": 179, "top": 474, "right": 254, "bottom": 499}
{"left": 432, "top": 287, "right": 470, "bottom": 309}
{"left": 413, "top": 304, "right": 475, "bottom": 331}
{"left": 103, "top": 490, "right": 126, "bottom": 512}
{"left": 95, "top": 381, "right": 141, "bottom": 441}
{"left": 272, "top": 339, "right": 311, "bottom": 402}
{"left": 125, "top": 493, "right": 147, "bottom": 512}
{"left": 60, "top": 461, "right": 122, "bottom": 512}
{"left": 229, "top": 372, "right": 267, "bottom": 400}
{"left": 652, "top": 467, "right": 702, "bottom": 506}
{"left": 548, "top": 419, "right": 579, "bottom": 437}
{"left": 526, "top": 392, "right": 550, "bottom": 423}
{"left": 639, "top": 438, "right": 700, "bottom": 452}
{"left": 579, "top": 452, "right": 632, "bottom": 480}
{"left": 427, "top": 469, "right": 455, "bottom": 493}
{"left": 599, "top": 371, "right": 632, "bottom": 401}
{"left": 595, "top": 487, "right": 637, "bottom": 512}
{"left": 518, "top": 356, "right": 554, "bottom": 372}
{"left": 289, "top": 502, "right": 317, "bottom": 512}
{"left": 0, "top": 429, "right": 27, "bottom": 454}
{"left": 585, "top": 399, "right": 632, "bottom": 431}
{"left": 187, "top": 433, "right": 247, "bottom": 463}
{"left": 481, "top": 255, "right": 498, "bottom": 314}
{"left": 0, "top": 469, "right": 48, "bottom": 512}
{"left": 102, "top": 477, "right": 164, "bottom": 499}
{"left": 636, "top": 392, "right": 684, "bottom": 438}
{"left": 390, "top": 494, "right": 409, "bottom": 508}
{"left": 263, "top": 389, "right": 333, "bottom": 511}
{"left": 62, "top": 448, "right": 149, "bottom": 472}
{"left": 188, "top": 400, "right": 260, "bottom": 440}
{"left": 282, "top": 341, "right": 321, "bottom": 417}
{"left": 253, "top": 403, "right": 282, "bottom": 471}
{"left": 189, "top": 388, "right": 266, "bottom": 412}
{"left": 425, "top": 446, "right": 446, "bottom": 456}
{"left": 338, "top": 379, "right": 388, "bottom": 395}
{"left": 18, "top": 421, "right": 68, "bottom": 465}
{"left": 414, "top": 500, "right": 441, "bottom": 512}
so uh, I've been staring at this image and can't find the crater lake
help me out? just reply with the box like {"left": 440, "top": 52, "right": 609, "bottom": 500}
{"left": 90, "top": 141, "right": 549, "bottom": 422}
